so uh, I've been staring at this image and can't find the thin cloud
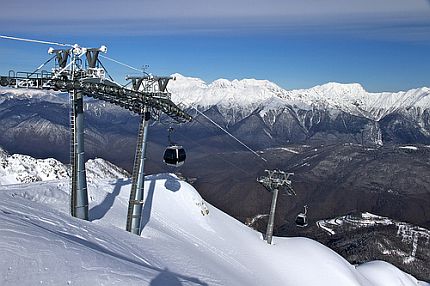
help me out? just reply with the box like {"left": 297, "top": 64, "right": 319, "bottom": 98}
{"left": 2, "top": 0, "right": 428, "bottom": 20}
{"left": 1, "top": 0, "right": 430, "bottom": 40}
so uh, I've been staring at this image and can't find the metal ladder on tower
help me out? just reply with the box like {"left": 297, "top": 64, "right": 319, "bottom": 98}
{"left": 126, "top": 110, "right": 149, "bottom": 233}
{"left": 129, "top": 117, "right": 145, "bottom": 194}
{"left": 69, "top": 93, "right": 77, "bottom": 217}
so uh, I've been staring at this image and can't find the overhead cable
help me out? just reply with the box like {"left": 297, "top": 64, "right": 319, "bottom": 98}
{"left": 192, "top": 107, "right": 268, "bottom": 163}
{"left": 99, "top": 54, "right": 142, "bottom": 73}
{"left": 0, "top": 35, "right": 73, "bottom": 47}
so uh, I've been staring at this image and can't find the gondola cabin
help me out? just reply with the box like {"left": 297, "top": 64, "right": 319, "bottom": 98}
{"left": 295, "top": 213, "right": 308, "bottom": 227}
{"left": 163, "top": 145, "right": 186, "bottom": 167}
{"left": 295, "top": 205, "right": 308, "bottom": 227}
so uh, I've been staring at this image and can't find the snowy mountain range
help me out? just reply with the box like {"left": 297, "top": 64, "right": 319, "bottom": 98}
{"left": 2, "top": 74, "right": 430, "bottom": 151}
{"left": 3, "top": 75, "right": 430, "bottom": 121}
{"left": 169, "top": 73, "right": 430, "bottom": 122}
{"left": 167, "top": 74, "right": 430, "bottom": 146}
{"left": 0, "top": 152, "right": 429, "bottom": 285}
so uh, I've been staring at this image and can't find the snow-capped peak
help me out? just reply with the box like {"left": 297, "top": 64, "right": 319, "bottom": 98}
{"left": 169, "top": 74, "right": 285, "bottom": 112}
{"left": 170, "top": 73, "right": 207, "bottom": 88}
{"left": 311, "top": 82, "right": 367, "bottom": 96}
{"left": 209, "top": 78, "right": 233, "bottom": 88}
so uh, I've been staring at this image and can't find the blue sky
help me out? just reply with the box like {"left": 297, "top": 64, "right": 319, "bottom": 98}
{"left": 1, "top": 0, "right": 430, "bottom": 92}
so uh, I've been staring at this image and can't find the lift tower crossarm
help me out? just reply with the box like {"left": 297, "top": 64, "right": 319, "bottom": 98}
{"left": 126, "top": 75, "right": 174, "bottom": 92}
{"left": 0, "top": 74, "right": 192, "bottom": 123}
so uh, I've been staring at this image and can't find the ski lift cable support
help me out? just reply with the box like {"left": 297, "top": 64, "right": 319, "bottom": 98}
{"left": 0, "top": 35, "right": 192, "bottom": 237}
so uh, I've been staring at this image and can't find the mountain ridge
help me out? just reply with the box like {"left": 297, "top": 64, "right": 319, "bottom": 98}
{"left": 168, "top": 74, "right": 430, "bottom": 121}
{"left": 2, "top": 75, "right": 430, "bottom": 149}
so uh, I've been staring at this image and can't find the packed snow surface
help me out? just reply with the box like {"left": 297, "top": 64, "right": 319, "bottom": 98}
{"left": 0, "top": 173, "right": 428, "bottom": 286}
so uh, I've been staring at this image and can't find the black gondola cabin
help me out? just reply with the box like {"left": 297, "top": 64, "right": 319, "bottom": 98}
{"left": 295, "top": 214, "right": 308, "bottom": 227}
{"left": 163, "top": 145, "right": 186, "bottom": 167}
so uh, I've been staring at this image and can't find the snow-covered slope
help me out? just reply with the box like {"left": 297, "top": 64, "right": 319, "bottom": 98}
{"left": 0, "top": 173, "right": 428, "bottom": 285}
{"left": 0, "top": 148, "right": 128, "bottom": 185}
{"left": 85, "top": 157, "right": 130, "bottom": 182}
{"left": 357, "top": 261, "right": 427, "bottom": 286}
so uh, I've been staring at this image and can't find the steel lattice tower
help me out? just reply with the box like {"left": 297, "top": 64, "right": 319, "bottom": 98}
{"left": 0, "top": 44, "right": 192, "bottom": 229}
